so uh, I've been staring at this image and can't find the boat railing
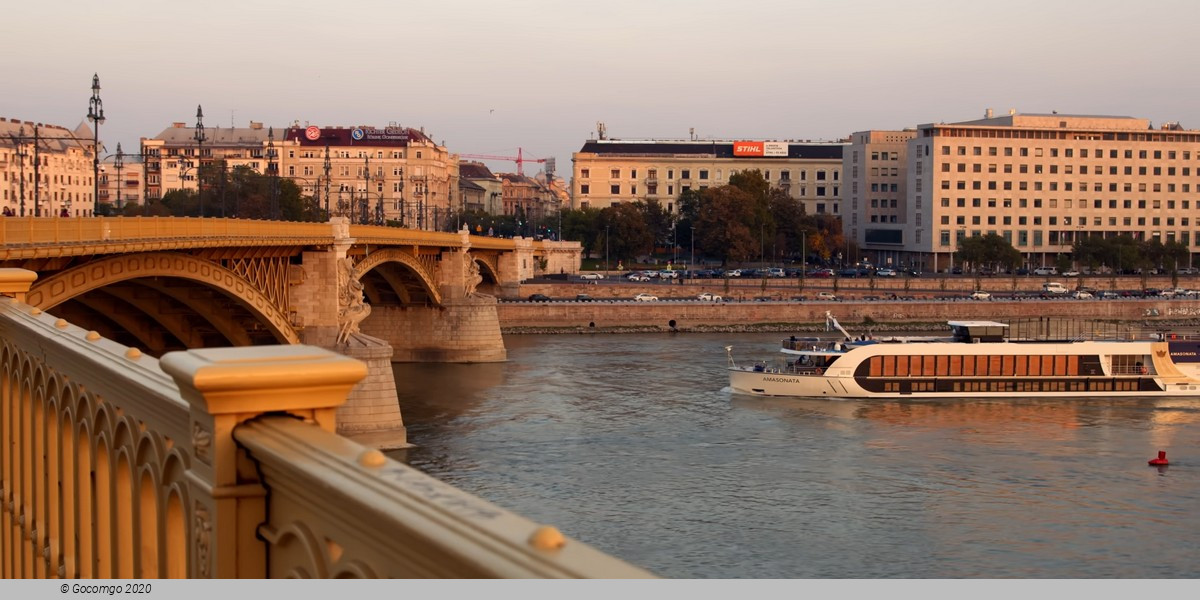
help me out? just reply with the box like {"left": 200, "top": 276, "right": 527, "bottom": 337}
{"left": 782, "top": 337, "right": 822, "bottom": 351}
{"left": 1110, "top": 365, "right": 1155, "bottom": 376}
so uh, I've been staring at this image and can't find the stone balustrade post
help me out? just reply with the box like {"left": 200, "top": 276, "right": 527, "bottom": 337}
{"left": 0, "top": 268, "right": 38, "bottom": 302}
{"left": 159, "top": 345, "right": 367, "bottom": 578}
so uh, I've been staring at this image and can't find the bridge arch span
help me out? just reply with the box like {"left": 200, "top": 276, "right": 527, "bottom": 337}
{"left": 353, "top": 249, "right": 442, "bottom": 306}
{"left": 25, "top": 252, "right": 299, "bottom": 354}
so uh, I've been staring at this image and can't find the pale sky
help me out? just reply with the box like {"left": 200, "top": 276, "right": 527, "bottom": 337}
{"left": 5, "top": 0, "right": 1198, "bottom": 176}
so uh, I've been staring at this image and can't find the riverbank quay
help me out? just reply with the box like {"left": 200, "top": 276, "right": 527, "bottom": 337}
{"left": 498, "top": 295, "right": 1200, "bottom": 334}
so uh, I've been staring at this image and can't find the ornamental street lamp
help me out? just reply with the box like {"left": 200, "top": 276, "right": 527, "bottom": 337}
{"left": 114, "top": 143, "right": 124, "bottom": 210}
{"left": 87, "top": 74, "right": 105, "bottom": 215}
{"left": 194, "top": 105, "right": 206, "bottom": 217}
{"left": 10, "top": 126, "right": 28, "bottom": 216}
{"left": 267, "top": 127, "right": 280, "bottom": 220}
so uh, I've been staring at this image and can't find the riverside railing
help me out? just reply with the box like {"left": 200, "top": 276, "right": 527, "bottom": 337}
{"left": 0, "top": 268, "right": 650, "bottom": 578}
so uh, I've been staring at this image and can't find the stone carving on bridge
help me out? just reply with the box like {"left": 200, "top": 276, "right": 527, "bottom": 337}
{"left": 465, "top": 252, "right": 483, "bottom": 297}
{"left": 337, "top": 257, "right": 372, "bottom": 345}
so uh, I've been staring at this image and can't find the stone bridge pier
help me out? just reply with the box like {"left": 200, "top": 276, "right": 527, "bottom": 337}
{"left": 288, "top": 221, "right": 509, "bottom": 448}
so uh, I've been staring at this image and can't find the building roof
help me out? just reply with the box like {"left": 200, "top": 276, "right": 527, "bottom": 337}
{"left": 577, "top": 139, "right": 844, "bottom": 159}
{"left": 0, "top": 117, "right": 95, "bottom": 154}
{"left": 149, "top": 123, "right": 276, "bottom": 145}
{"left": 458, "top": 161, "right": 497, "bottom": 179}
{"left": 499, "top": 173, "right": 537, "bottom": 185}
{"left": 283, "top": 125, "right": 433, "bottom": 147}
{"left": 458, "top": 178, "right": 486, "bottom": 192}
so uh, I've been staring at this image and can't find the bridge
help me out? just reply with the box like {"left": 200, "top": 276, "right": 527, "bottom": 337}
{"left": 0, "top": 270, "right": 651, "bottom": 578}
{"left": 1, "top": 216, "right": 582, "bottom": 447}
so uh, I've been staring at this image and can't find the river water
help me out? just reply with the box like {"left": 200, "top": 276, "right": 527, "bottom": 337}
{"left": 389, "top": 332, "right": 1200, "bottom": 578}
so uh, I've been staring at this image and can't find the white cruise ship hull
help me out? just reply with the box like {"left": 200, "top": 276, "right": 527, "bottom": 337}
{"left": 729, "top": 338, "right": 1200, "bottom": 399}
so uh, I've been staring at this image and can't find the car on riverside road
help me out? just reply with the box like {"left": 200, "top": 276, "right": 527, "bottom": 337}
{"left": 579, "top": 272, "right": 605, "bottom": 280}
{"left": 969, "top": 291, "right": 992, "bottom": 300}
{"left": 528, "top": 293, "right": 552, "bottom": 302}
{"left": 634, "top": 293, "right": 659, "bottom": 302}
{"left": 697, "top": 293, "right": 722, "bottom": 301}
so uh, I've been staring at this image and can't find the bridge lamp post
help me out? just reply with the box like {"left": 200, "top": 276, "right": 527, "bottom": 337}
{"left": 10, "top": 126, "right": 28, "bottom": 217}
{"left": 87, "top": 74, "right": 105, "bottom": 216}
{"left": 194, "top": 105, "right": 206, "bottom": 217}
{"left": 266, "top": 127, "right": 279, "bottom": 220}
{"left": 114, "top": 143, "right": 124, "bottom": 210}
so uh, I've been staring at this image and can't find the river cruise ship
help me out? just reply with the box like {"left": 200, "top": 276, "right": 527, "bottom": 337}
{"left": 727, "top": 316, "right": 1200, "bottom": 399}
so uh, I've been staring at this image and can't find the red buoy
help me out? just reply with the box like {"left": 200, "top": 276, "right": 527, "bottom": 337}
{"left": 1148, "top": 451, "right": 1169, "bottom": 466}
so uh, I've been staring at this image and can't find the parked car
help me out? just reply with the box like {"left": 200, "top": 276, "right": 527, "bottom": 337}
{"left": 579, "top": 272, "right": 604, "bottom": 280}
{"left": 806, "top": 268, "right": 834, "bottom": 278}
{"left": 969, "top": 291, "right": 992, "bottom": 300}
{"left": 725, "top": 269, "right": 742, "bottom": 277}
{"left": 876, "top": 268, "right": 897, "bottom": 277}
{"left": 575, "top": 293, "right": 594, "bottom": 302}
{"left": 1071, "top": 290, "right": 1093, "bottom": 299}
{"left": 1042, "top": 282, "right": 1069, "bottom": 294}
{"left": 697, "top": 292, "right": 722, "bottom": 301}
{"left": 1033, "top": 267, "right": 1058, "bottom": 276}
{"left": 659, "top": 270, "right": 679, "bottom": 279}
{"left": 1062, "top": 270, "right": 1080, "bottom": 277}
{"left": 627, "top": 272, "right": 651, "bottom": 282}
{"left": 766, "top": 267, "right": 786, "bottom": 278}
{"left": 633, "top": 293, "right": 659, "bottom": 302}
{"left": 1179, "top": 267, "right": 1200, "bottom": 276}
{"left": 816, "top": 291, "right": 838, "bottom": 301}
{"left": 528, "top": 293, "right": 551, "bottom": 302}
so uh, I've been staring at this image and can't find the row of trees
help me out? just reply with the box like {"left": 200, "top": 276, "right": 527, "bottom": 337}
{"left": 115, "top": 164, "right": 324, "bottom": 221}
{"left": 545, "top": 171, "right": 850, "bottom": 266}
{"left": 955, "top": 232, "right": 1192, "bottom": 275}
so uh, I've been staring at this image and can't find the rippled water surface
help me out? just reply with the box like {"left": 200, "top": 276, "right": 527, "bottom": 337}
{"left": 390, "top": 332, "right": 1200, "bottom": 578}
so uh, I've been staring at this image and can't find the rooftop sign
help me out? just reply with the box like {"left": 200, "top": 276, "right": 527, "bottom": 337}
{"left": 733, "top": 141, "right": 788, "bottom": 157}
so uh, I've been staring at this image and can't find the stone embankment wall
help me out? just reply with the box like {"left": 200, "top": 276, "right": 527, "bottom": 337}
{"left": 501, "top": 277, "right": 1200, "bottom": 331}
{"left": 498, "top": 298, "right": 1200, "bottom": 331}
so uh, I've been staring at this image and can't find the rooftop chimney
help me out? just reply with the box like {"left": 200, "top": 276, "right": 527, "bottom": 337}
{"left": 172, "top": 122, "right": 185, "bottom": 128}
{"left": 985, "top": 108, "right": 994, "bottom": 119}
{"left": 249, "top": 121, "right": 263, "bottom": 130}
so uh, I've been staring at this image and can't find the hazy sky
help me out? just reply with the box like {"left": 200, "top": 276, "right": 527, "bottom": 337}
{"left": 5, "top": 0, "right": 1198, "bottom": 176}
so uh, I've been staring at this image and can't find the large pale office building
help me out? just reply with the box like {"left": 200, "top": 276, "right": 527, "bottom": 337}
{"left": 571, "top": 138, "right": 845, "bottom": 215}
{"left": 849, "top": 110, "right": 1200, "bottom": 271}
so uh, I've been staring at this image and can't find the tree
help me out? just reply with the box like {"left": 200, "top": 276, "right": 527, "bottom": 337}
{"left": 599, "top": 203, "right": 653, "bottom": 263}
{"left": 559, "top": 207, "right": 603, "bottom": 257}
{"left": 696, "top": 185, "right": 757, "bottom": 265}
{"left": 956, "top": 233, "right": 1021, "bottom": 272}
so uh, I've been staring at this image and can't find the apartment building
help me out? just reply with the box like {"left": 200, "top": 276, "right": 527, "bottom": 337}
{"left": 281, "top": 124, "right": 459, "bottom": 229}
{"left": 843, "top": 129, "right": 918, "bottom": 267}
{"left": 1, "top": 118, "right": 98, "bottom": 217}
{"left": 141, "top": 121, "right": 275, "bottom": 200}
{"left": 459, "top": 161, "right": 504, "bottom": 214}
{"left": 906, "top": 110, "right": 1200, "bottom": 271}
{"left": 99, "top": 153, "right": 145, "bottom": 209}
{"left": 571, "top": 138, "right": 845, "bottom": 215}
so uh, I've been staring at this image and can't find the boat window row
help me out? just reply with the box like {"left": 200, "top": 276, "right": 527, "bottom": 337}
{"left": 859, "top": 354, "right": 1119, "bottom": 378}
{"left": 865, "top": 378, "right": 1153, "bottom": 394}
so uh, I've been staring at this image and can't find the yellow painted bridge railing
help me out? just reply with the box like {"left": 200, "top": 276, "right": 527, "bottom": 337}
{"left": 0, "top": 269, "right": 651, "bottom": 578}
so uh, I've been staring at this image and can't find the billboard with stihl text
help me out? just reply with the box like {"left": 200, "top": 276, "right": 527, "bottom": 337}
{"left": 733, "top": 141, "right": 788, "bottom": 157}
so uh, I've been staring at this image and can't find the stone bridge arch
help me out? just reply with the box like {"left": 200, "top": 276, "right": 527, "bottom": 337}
{"left": 353, "top": 248, "right": 442, "bottom": 306}
{"left": 25, "top": 252, "right": 299, "bottom": 354}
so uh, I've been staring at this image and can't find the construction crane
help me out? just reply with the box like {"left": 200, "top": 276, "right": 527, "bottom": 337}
{"left": 459, "top": 147, "right": 546, "bottom": 177}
